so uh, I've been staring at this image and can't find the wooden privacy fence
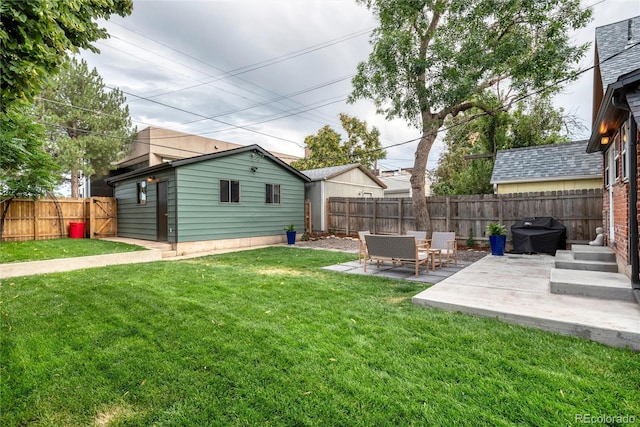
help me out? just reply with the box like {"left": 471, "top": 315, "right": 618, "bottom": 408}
{"left": 0, "top": 197, "right": 117, "bottom": 242}
{"left": 327, "top": 189, "right": 603, "bottom": 245}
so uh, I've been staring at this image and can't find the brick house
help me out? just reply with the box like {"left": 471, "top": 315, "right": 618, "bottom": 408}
{"left": 586, "top": 16, "right": 640, "bottom": 303}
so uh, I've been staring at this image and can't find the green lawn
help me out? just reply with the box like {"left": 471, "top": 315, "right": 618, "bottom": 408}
{"left": 1, "top": 247, "right": 638, "bottom": 426}
{"left": 0, "top": 238, "right": 146, "bottom": 263}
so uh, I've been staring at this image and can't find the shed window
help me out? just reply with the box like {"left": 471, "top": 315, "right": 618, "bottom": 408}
{"left": 220, "top": 179, "right": 240, "bottom": 203}
{"left": 137, "top": 181, "right": 147, "bottom": 205}
{"left": 266, "top": 184, "right": 281, "bottom": 204}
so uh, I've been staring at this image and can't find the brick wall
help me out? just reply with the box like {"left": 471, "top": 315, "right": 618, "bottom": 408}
{"left": 603, "top": 126, "right": 640, "bottom": 274}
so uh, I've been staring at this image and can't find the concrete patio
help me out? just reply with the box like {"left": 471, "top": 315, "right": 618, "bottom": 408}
{"left": 411, "top": 253, "right": 640, "bottom": 351}
{"left": 322, "top": 258, "right": 476, "bottom": 284}
{"left": 324, "top": 252, "right": 639, "bottom": 350}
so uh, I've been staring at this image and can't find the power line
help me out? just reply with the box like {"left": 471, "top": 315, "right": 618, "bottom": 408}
{"left": 107, "top": 20, "right": 372, "bottom": 100}
{"left": 109, "top": 85, "right": 305, "bottom": 147}
{"left": 102, "top": 21, "right": 369, "bottom": 128}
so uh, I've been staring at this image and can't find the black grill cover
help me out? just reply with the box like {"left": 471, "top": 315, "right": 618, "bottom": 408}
{"left": 510, "top": 217, "right": 566, "bottom": 255}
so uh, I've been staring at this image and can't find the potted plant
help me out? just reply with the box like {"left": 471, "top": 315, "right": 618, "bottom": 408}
{"left": 284, "top": 224, "right": 297, "bottom": 245}
{"left": 487, "top": 222, "right": 507, "bottom": 256}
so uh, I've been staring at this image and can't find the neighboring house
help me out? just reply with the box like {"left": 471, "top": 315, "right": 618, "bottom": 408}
{"left": 92, "top": 126, "right": 300, "bottom": 196}
{"left": 302, "top": 164, "right": 386, "bottom": 232}
{"left": 106, "top": 145, "right": 309, "bottom": 254}
{"left": 380, "top": 174, "right": 413, "bottom": 197}
{"left": 585, "top": 16, "right": 640, "bottom": 298}
{"left": 378, "top": 169, "right": 433, "bottom": 198}
{"left": 490, "top": 141, "right": 602, "bottom": 194}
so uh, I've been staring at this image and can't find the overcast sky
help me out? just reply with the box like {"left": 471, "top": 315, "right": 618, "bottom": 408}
{"left": 79, "top": 0, "right": 640, "bottom": 172}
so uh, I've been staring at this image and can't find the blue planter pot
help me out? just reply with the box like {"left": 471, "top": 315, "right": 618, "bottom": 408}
{"left": 489, "top": 235, "right": 506, "bottom": 256}
{"left": 286, "top": 230, "right": 297, "bottom": 245}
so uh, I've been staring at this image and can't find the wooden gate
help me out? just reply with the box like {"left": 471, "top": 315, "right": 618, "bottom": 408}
{"left": 89, "top": 197, "right": 117, "bottom": 239}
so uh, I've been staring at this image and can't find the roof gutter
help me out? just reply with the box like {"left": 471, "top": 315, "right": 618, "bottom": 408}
{"left": 106, "top": 162, "right": 173, "bottom": 184}
{"left": 588, "top": 70, "right": 640, "bottom": 153}
{"left": 490, "top": 175, "right": 601, "bottom": 185}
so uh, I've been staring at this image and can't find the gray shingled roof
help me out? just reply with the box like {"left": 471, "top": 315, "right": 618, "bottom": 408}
{"left": 302, "top": 164, "right": 361, "bottom": 181}
{"left": 596, "top": 16, "right": 640, "bottom": 88}
{"left": 490, "top": 141, "right": 602, "bottom": 184}
{"left": 302, "top": 163, "right": 387, "bottom": 189}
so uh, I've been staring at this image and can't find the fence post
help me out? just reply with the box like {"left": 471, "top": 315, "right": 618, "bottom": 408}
{"left": 498, "top": 195, "right": 503, "bottom": 224}
{"left": 304, "top": 199, "right": 311, "bottom": 233}
{"left": 346, "top": 198, "right": 350, "bottom": 235}
{"left": 325, "top": 197, "right": 330, "bottom": 233}
{"left": 445, "top": 197, "right": 450, "bottom": 231}
{"left": 372, "top": 198, "right": 377, "bottom": 234}
{"left": 33, "top": 199, "right": 39, "bottom": 240}
{"left": 398, "top": 199, "right": 403, "bottom": 234}
{"left": 89, "top": 197, "right": 96, "bottom": 239}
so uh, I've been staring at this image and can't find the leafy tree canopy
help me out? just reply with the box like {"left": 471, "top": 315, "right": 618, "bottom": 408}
{"left": 432, "top": 93, "right": 569, "bottom": 196}
{"left": 1, "top": 105, "right": 60, "bottom": 199}
{"left": 0, "top": 0, "right": 133, "bottom": 110}
{"left": 292, "top": 113, "right": 386, "bottom": 170}
{"left": 37, "top": 56, "right": 135, "bottom": 197}
{"left": 349, "top": 0, "right": 591, "bottom": 230}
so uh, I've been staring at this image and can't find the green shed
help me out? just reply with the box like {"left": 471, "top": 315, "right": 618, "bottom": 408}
{"left": 106, "top": 145, "right": 309, "bottom": 254}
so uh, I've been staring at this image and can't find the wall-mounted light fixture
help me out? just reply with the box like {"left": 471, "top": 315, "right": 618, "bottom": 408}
{"left": 250, "top": 166, "right": 258, "bottom": 173}
{"left": 146, "top": 176, "right": 157, "bottom": 183}
{"left": 600, "top": 134, "right": 611, "bottom": 146}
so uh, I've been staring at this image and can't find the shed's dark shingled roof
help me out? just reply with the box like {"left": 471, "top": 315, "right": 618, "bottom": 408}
{"left": 490, "top": 141, "right": 602, "bottom": 184}
{"left": 596, "top": 16, "right": 640, "bottom": 88}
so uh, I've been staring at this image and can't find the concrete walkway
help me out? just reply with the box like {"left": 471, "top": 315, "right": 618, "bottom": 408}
{"left": 412, "top": 254, "right": 640, "bottom": 351}
{"left": 0, "top": 237, "right": 273, "bottom": 279}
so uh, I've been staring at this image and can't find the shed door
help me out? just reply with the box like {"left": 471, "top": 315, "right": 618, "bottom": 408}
{"left": 157, "top": 181, "right": 168, "bottom": 241}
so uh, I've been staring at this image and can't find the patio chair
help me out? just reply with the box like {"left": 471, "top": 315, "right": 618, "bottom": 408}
{"left": 357, "top": 230, "right": 371, "bottom": 264}
{"left": 406, "top": 230, "right": 428, "bottom": 244}
{"left": 430, "top": 231, "right": 458, "bottom": 267}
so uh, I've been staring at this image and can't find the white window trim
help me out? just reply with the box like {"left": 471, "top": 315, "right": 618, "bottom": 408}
{"left": 614, "top": 136, "right": 620, "bottom": 183}
{"left": 219, "top": 179, "right": 240, "bottom": 204}
{"left": 265, "top": 183, "right": 281, "bottom": 205}
{"left": 621, "top": 121, "right": 629, "bottom": 182}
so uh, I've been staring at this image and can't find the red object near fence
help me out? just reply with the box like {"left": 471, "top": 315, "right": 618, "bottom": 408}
{"left": 69, "top": 222, "right": 85, "bottom": 238}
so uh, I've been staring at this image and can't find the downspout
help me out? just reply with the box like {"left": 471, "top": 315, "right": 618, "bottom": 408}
{"left": 630, "top": 117, "right": 640, "bottom": 303}
{"left": 612, "top": 94, "right": 640, "bottom": 302}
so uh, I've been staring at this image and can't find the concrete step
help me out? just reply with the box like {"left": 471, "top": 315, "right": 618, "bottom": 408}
{"left": 144, "top": 242, "right": 173, "bottom": 251}
{"left": 555, "top": 250, "right": 618, "bottom": 272}
{"left": 550, "top": 268, "right": 635, "bottom": 302}
{"left": 571, "top": 244, "right": 616, "bottom": 262}
{"left": 162, "top": 250, "right": 178, "bottom": 258}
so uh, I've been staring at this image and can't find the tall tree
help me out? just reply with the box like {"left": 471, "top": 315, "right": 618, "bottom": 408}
{"left": 37, "top": 57, "right": 135, "bottom": 197}
{"left": 0, "top": 0, "right": 132, "bottom": 200}
{"left": 1, "top": 105, "right": 60, "bottom": 200}
{"left": 349, "top": 0, "right": 591, "bottom": 230}
{"left": 292, "top": 113, "right": 386, "bottom": 170}
{"left": 0, "top": 0, "right": 133, "bottom": 110}
{"left": 433, "top": 93, "right": 568, "bottom": 195}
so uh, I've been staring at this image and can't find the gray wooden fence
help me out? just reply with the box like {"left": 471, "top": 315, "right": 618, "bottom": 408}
{"left": 326, "top": 189, "right": 603, "bottom": 245}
